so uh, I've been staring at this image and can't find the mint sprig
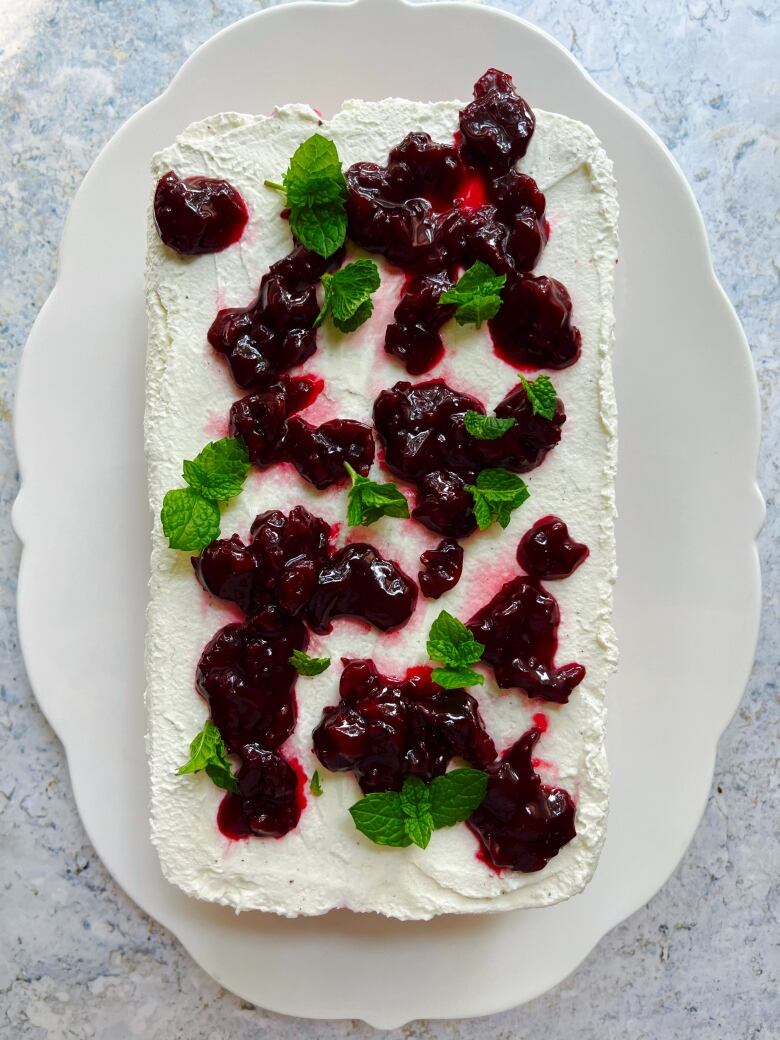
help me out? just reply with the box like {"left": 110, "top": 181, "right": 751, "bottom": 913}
{"left": 161, "top": 436, "right": 250, "bottom": 551}
{"left": 176, "top": 720, "right": 237, "bottom": 793}
{"left": 182, "top": 437, "right": 250, "bottom": 501}
{"left": 161, "top": 489, "right": 221, "bottom": 552}
{"left": 439, "top": 261, "right": 506, "bottom": 328}
{"left": 349, "top": 770, "right": 488, "bottom": 849}
{"left": 310, "top": 770, "right": 324, "bottom": 797}
{"left": 344, "top": 462, "right": 410, "bottom": 527}
{"left": 519, "top": 374, "right": 558, "bottom": 420}
{"left": 290, "top": 649, "right": 331, "bottom": 676}
{"left": 427, "top": 610, "right": 484, "bottom": 689}
{"left": 315, "top": 259, "right": 380, "bottom": 333}
{"left": 463, "top": 410, "right": 516, "bottom": 441}
{"left": 265, "top": 133, "right": 347, "bottom": 258}
{"left": 466, "top": 468, "right": 530, "bottom": 531}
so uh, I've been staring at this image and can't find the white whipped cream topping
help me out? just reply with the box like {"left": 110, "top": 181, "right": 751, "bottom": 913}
{"left": 145, "top": 98, "right": 618, "bottom": 919}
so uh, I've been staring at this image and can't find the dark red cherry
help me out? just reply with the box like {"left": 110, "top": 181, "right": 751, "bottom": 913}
{"left": 218, "top": 746, "right": 302, "bottom": 838}
{"left": 468, "top": 726, "right": 576, "bottom": 871}
{"left": 419, "top": 539, "right": 464, "bottom": 599}
{"left": 196, "top": 606, "right": 306, "bottom": 752}
{"left": 154, "top": 171, "right": 248, "bottom": 255}
{"left": 312, "top": 659, "right": 496, "bottom": 792}
{"left": 208, "top": 245, "right": 342, "bottom": 390}
{"left": 459, "top": 69, "right": 536, "bottom": 174}
{"left": 517, "top": 516, "right": 589, "bottom": 579}
{"left": 306, "top": 545, "right": 418, "bottom": 634}
{"left": 229, "top": 378, "right": 374, "bottom": 489}
{"left": 489, "top": 274, "right": 581, "bottom": 369}
{"left": 468, "top": 577, "right": 585, "bottom": 702}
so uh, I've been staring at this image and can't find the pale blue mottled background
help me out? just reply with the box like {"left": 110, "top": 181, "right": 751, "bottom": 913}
{"left": 0, "top": 1, "right": 777, "bottom": 1036}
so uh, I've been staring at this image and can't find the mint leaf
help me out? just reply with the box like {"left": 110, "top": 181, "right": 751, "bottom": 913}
{"left": 400, "top": 775, "right": 433, "bottom": 817}
{"left": 333, "top": 298, "right": 373, "bottom": 333}
{"left": 177, "top": 720, "right": 237, "bottom": 793}
{"left": 290, "top": 649, "right": 331, "bottom": 676}
{"left": 349, "top": 791, "right": 411, "bottom": 847}
{"left": 399, "top": 776, "right": 434, "bottom": 848}
{"left": 431, "top": 665, "right": 484, "bottom": 689}
{"left": 427, "top": 610, "right": 484, "bottom": 668}
{"left": 519, "top": 374, "right": 558, "bottom": 421}
{"left": 310, "top": 770, "right": 324, "bottom": 797}
{"left": 349, "top": 772, "right": 487, "bottom": 850}
{"left": 289, "top": 205, "right": 347, "bottom": 260}
{"left": 466, "top": 468, "right": 530, "bottom": 531}
{"left": 161, "top": 488, "right": 221, "bottom": 551}
{"left": 439, "top": 261, "right": 506, "bottom": 328}
{"left": 316, "top": 259, "right": 380, "bottom": 333}
{"left": 182, "top": 437, "right": 250, "bottom": 502}
{"left": 463, "top": 410, "right": 516, "bottom": 441}
{"left": 344, "top": 461, "right": 410, "bottom": 527}
{"left": 265, "top": 133, "right": 348, "bottom": 258}
{"left": 429, "top": 768, "right": 488, "bottom": 828}
{"left": 284, "top": 134, "right": 345, "bottom": 207}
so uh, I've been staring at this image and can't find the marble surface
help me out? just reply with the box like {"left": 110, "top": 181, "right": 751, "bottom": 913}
{"left": 0, "top": 0, "right": 777, "bottom": 1035}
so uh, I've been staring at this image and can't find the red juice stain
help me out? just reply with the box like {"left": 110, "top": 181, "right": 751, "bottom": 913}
{"left": 287, "top": 755, "right": 309, "bottom": 816}
{"left": 531, "top": 757, "right": 553, "bottom": 770}
{"left": 476, "top": 843, "right": 503, "bottom": 876}
{"left": 454, "top": 168, "right": 489, "bottom": 211}
{"left": 203, "top": 413, "right": 230, "bottom": 439}
{"left": 532, "top": 712, "right": 549, "bottom": 734}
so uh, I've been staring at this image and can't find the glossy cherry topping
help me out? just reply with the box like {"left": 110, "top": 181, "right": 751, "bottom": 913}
{"left": 384, "top": 272, "right": 455, "bottom": 375}
{"left": 312, "top": 659, "right": 496, "bottom": 792}
{"left": 230, "top": 377, "right": 374, "bottom": 489}
{"left": 208, "top": 245, "right": 343, "bottom": 389}
{"left": 459, "top": 68, "right": 536, "bottom": 174}
{"left": 467, "top": 577, "right": 585, "bottom": 702}
{"left": 489, "top": 274, "right": 581, "bottom": 369}
{"left": 419, "top": 539, "right": 464, "bottom": 599}
{"left": 306, "top": 545, "right": 418, "bottom": 634}
{"left": 194, "top": 508, "right": 417, "bottom": 634}
{"left": 343, "top": 71, "right": 555, "bottom": 375}
{"left": 517, "top": 516, "right": 589, "bottom": 580}
{"left": 373, "top": 378, "right": 564, "bottom": 536}
{"left": 217, "top": 747, "right": 303, "bottom": 839}
{"left": 468, "top": 726, "right": 576, "bottom": 871}
{"left": 154, "top": 171, "right": 248, "bottom": 255}
{"left": 194, "top": 506, "right": 332, "bottom": 616}
{"left": 196, "top": 605, "right": 306, "bottom": 752}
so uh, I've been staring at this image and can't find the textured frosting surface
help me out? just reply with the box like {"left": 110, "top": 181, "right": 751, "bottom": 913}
{"left": 145, "top": 98, "right": 618, "bottom": 918}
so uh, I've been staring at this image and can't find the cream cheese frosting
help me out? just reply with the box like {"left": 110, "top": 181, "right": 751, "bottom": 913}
{"left": 145, "top": 98, "right": 618, "bottom": 918}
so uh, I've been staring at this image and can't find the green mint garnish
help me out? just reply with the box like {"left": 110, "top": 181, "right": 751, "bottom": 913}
{"left": 466, "top": 468, "right": 530, "bottom": 531}
{"left": 349, "top": 770, "right": 488, "bottom": 849}
{"left": 161, "top": 488, "right": 221, "bottom": 552}
{"left": 519, "top": 374, "right": 558, "bottom": 421}
{"left": 439, "top": 261, "right": 506, "bottom": 328}
{"left": 290, "top": 649, "right": 331, "bottom": 676}
{"left": 344, "top": 461, "right": 410, "bottom": 527}
{"left": 463, "top": 410, "right": 516, "bottom": 441}
{"left": 428, "top": 769, "right": 489, "bottom": 829}
{"left": 427, "top": 610, "right": 484, "bottom": 689}
{"left": 315, "top": 259, "right": 381, "bottom": 333}
{"left": 264, "top": 133, "right": 347, "bottom": 258}
{"left": 182, "top": 437, "right": 250, "bottom": 502}
{"left": 176, "top": 720, "right": 237, "bottom": 793}
{"left": 161, "top": 436, "right": 251, "bottom": 551}
{"left": 399, "top": 776, "right": 434, "bottom": 849}
{"left": 431, "top": 664, "right": 485, "bottom": 689}
{"left": 310, "top": 770, "right": 324, "bottom": 797}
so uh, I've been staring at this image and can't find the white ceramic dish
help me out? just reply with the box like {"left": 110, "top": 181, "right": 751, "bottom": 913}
{"left": 13, "top": 0, "right": 763, "bottom": 1026}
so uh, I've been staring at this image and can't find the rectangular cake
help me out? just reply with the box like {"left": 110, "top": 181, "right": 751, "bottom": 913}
{"left": 145, "top": 69, "right": 618, "bottom": 918}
